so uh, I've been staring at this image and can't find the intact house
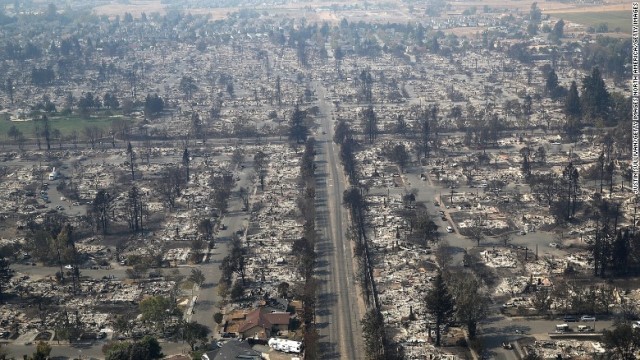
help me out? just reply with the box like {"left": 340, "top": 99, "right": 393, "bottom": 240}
{"left": 225, "top": 308, "right": 293, "bottom": 340}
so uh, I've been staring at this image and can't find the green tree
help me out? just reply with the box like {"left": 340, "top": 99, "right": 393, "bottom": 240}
{"left": 549, "top": 19, "right": 565, "bottom": 42}
{"left": 103, "top": 92, "right": 120, "bottom": 109}
{"left": 5, "top": 79, "right": 14, "bottom": 104}
{"left": 359, "top": 69, "right": 373, "bottom": 103}
{"left": 581, "top": 67, "right": 610, "bottom": 123}
{"left": 139, "top": 296, "right": 174, "bottom": 331}
{"left": 217, "top": 280, "right": 230, "bottom": 302}
{"left": 31, "top": 341, "right": 51, "bottom": 360}
{"left": 274, "top": 75, "right": 282, "bottom": 106}
{"left": 288, "top": 104, "right": 308, "bottom": 144}
{"left": 425, "top": 272, "right": 455, "bottom": 346}
{"left": 333, "top": 119, "right": 353, "bottom": 145}
{"left": 389, "top": 143, "right": 410, "bottom": 171}
{"left": 361, "top": 105, "right": 377, "bottom": 144}
{"left": 530, "top": 2, "right": 542, "bottom": 22}
{"left": 230, "top": 281, "right": 244, "bottom": 301}
{"left": 179, "top": 75, "right": 197, "bottom": 101}
{"left": 127, "top": 142, "right": 136, "bottom": 180}
{"left": 231, "top": 148, "right": 245, "bottom": 167}
{"left": 7, "top": 125, "right": 21, "bottom": 141}
{"left": 303, "top": 324, "right": 320, "bottom": 360}
{"left": 226, "top": 82, "right": 235, "bottom": 98}
{"left": 467, "top": 216, "right": 486, "bottom": 247}
{"left": 545, "top": 68, "right": 559, "bottom": 98}
{"left": 138, "top": 336, "right": 163, "bottom": 359}
{"left": 144, "top": 94, "right": 164, "bottom": 118}
{"left": 104, "top": 336, "right": 163, "bottom": 360}
{"left": 532, "top": 287, "right": 553, "bottom": 316}
{"left": 213, "top": 312, "right": 223, "bottom": 325}
{"left": 254, "top": 150, "right": 268, "bottom": 191}
{"left": 91, "top": 189, "right": 114, "bottom": 234}
{"left": 188, "top": 268, "right": 205, "bottom": 287}
{"left": 277, "top": 282, "right": 290, "bottom": 298}
{"left": 413, "top": 210, "right": 439, "bottom": 247}
{"left": 197, "top": 218, "right": 214, "bottom": 241}
{"left": 520, "top": 146, "right": 532, "bottom": 178}
{"left": 565, "top": 81, "right": 581, "bottom": 118}
{"left": 449, "top": 273, "right": 489, "bottom": 339}
{"left": 361, "top": 308, "right": 385, "bottom": 360}
{"left": 292, "top": 237, "right": 316, "bottom": 280}
{"left": 113, "top": 316, "right": 129, "bottom": 336}
{"left": 182, "top": 322, "right": 210, "bottom": 351}
{"left": 182, "top": 148, "right": 190, "bottom": 181}
{"left": 602, "top": 324, "right": 640, "bottom": 360}
{"left": 220, "top": 237, "right": 247, "bottom": 284}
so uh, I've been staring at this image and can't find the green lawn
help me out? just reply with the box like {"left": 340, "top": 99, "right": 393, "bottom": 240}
{"left": 0, "top": 114, "right": 130, "bottom": 140}
{"left": 552, "top": 11, "right": 631, "bottom": 34}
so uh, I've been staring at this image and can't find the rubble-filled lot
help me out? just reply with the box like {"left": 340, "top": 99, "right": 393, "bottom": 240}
{"left": 0, "top": 0, "right": 633, "bottom": 358}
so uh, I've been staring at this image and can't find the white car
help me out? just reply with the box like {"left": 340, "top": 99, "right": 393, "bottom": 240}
{"left": 446, "top": 226, "right": 454, "bottom": 233}
{"left": 64, "top": 264, "right": 73, "bottom": 270}
{"left": 549, "top": 243, "right": 559, "bottom": 248}
{"left": 633, "top": 321, "right": 640, "bottom": 329}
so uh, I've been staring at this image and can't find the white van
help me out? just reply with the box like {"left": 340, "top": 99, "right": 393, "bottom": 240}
{"left": 555, "top": 324, "right": 569, "bottom": 333}
{"left": 577, "top": 325, "right": 592, "bottom": 332}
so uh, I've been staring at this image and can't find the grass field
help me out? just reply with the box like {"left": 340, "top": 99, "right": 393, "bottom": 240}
{"left": 0, "top": 114, "right": 128, "bottom": 140}
{"left": 551, "top": 11, "right": 631, "bottom": 34}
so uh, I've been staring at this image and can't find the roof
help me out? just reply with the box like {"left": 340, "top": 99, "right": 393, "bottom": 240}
{"left": 228, "top": 309, "right": 247, "bottom": 320}
{"left": 205, "top": 339, "right": 261, "bottom": 360}
{"left": 264, "top": 312, "right": 291, "bottom": 326}
{"left": 238, "top": 309, "right": 291, "bottom": 333}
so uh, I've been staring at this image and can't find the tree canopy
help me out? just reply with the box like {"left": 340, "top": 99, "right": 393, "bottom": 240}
{"left": 425, "top": 272, "right": 455, "bottom": 346}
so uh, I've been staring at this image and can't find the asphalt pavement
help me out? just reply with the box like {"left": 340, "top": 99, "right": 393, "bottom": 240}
{"left": 313, "top": 81, "right": 364, "bottom": 360}
{"left": 191, "top": 164, "right": 253, "bottom": 334}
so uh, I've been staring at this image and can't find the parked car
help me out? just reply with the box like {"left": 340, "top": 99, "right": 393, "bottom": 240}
{"left": 446, "top": 226, "right": 454, "bottom": 233}
{"left": 580, "top": 315, "right": 596, "bottom": 322}
{"left": 577, "top": 325, "right": 593, "bottom": 332}
{"left": 555, "top": 324, "right": 570, "bottom": 333}
{"left": 563, "top": 315, "right": 578, "bottom": 322}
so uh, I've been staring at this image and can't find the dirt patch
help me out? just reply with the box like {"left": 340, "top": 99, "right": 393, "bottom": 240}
{"left": 93, "top": 0, "right": 166, "bottom": 17}
{"left": 544, "top": 3, "right": 628, "bottom": 14}
{"left": 453, "top": 0, "right": 627, "bottom": 13}
{"left": 444, "top": 27, "right": 487, "bottom": 38}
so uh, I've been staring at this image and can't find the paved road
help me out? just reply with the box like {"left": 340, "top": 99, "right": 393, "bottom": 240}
{"left": 191, "top": 164, "right": 253, "bottom": 333}
{"left": 313, "top": 82, "right": 364, "bottom": 359}
{"left": 480, "top": 307, "right": 615, "bottom": 360}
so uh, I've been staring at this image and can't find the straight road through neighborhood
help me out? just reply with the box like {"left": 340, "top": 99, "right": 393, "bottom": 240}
{"left": 314, "top": 81, "right": 364, "bottom": 359}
